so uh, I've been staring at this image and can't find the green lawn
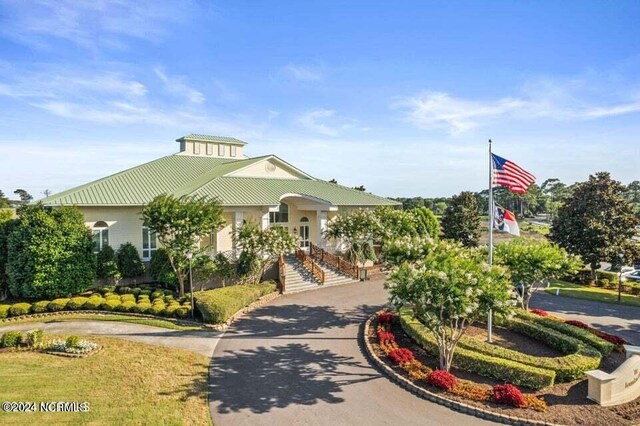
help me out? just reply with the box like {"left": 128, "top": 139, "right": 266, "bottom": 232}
{"left": 0, "top": 313, "right": 206, "bottom": 331}
{"left": 0, "top": 336, "right": 211, "bottom": 425}
{"left": 545, "top": 280, "right": 640, "bottom": 307}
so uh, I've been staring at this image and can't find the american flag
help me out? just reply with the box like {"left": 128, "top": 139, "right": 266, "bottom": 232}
{"left": 492, "top": 153, "right": 535, "bottom": 194}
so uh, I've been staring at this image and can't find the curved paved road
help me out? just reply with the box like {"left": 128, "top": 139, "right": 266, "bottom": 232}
{"left": 209, "top": 279, "right": 497, "bottom": 426}
{"left": 0, "top": 320, "right": 222, "bottom": 357}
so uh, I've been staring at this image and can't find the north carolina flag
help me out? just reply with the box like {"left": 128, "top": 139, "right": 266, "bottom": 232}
{"left": 494, "top": 203, "right": 520, "bottom": 236}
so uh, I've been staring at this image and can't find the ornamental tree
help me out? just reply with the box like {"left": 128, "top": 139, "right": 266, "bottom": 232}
{"left": 387, "top": 240, "right": 512, "bottom": 371}
{"left": 96, "top": 245, "right": 121, "bottom": 283}
{"left": 324, "top": 209, "right": 382, "bottom": 265}
{"left": 494, "top": 238, "right": 581, "bottom": 310}
{"left": 141, "top": 194, "right": 225, "bottom": 296}
{"left": 550, "top": 172, "right": 639, "bottom": 282}
{"left": 232, "top": 221, "right": 298, "bottom": 284}
{"left": 116, "top": 242, "right": 146, "bottom": 279}
{"left": 6, "top": 205, "right": 96, "bottom": 298}
{"left": 441, "top": 191, "right": 480, "bottom": 247}
{"left": 0, "top": 213, "right": 18, "bottom": 300}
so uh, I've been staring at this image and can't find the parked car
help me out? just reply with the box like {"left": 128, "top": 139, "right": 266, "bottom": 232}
{"left": 604, "top": 265, "right": 636, "bottom": 274}
{"left": 624, "top": 271, "right": 640, "bottom": 283}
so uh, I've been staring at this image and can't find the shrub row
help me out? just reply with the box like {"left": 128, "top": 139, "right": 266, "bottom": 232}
{"left": 502, "top": 318, "right": 601, "bottom": 381}
{"left": 517, "top": 311, "right": 615, "bottom": 355}
{"left": 399, "top": 309, "right": 556, "bottom": 389}
{"left": 0, "top": 292, "right": 190, "bottom": 320}
{"left": 195, "top": 282, "right": 276, "bottom": 324}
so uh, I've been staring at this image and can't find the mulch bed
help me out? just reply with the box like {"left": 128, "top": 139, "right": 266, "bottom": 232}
{"left": 369, "top": 318, "right": 640, "bottom": 426}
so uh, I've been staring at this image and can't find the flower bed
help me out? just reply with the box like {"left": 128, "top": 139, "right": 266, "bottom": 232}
{"left": 0, "top": 329, "right": 99, "bottom": 358}
{"left": 375, "top": 311, "right": 547, "bottom": 412}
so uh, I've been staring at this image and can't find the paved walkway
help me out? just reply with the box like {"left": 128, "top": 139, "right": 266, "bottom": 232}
{"left": 209, "top": 279, "right": 497, "bottom": 426}
{"left": 0, "top": 320, "right": 222, "bottom": 357}
{"left": 531, "top": 292, "right": 640, "bottom": 345}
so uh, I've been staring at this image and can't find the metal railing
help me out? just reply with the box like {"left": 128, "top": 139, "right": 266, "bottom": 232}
{"left": 278, "top": 255, "right": 286, "bottom": 293}
{"left": 309, "top": 243, "right": 359, "bottom": 280}
{"left": 295, "top": 249, "right": 325, "bottom": 284}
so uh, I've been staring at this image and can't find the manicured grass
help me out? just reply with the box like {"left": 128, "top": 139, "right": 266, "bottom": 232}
{"left": 0, "top": 313, "right": 205, "bottom": 331}
{"left": 0, "top": 336, "right": 211, "bottom": 425}
{"left": 545, "top": 281, "right": 640, "bottom": 307}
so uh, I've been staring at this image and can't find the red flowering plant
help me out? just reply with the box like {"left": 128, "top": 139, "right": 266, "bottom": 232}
{"left": 426, "top": 370, "right": 458, "bottom": 391}
{"left": 388, "top": 348, "right": 415, "bottom": 364}
{"left": 530, "top": 308, "right": 549, "bottom": 317}
{"left": 377, "top": 310, "right": 394, "bottom": 324}
{"left": 565, "top": 320, "right": 626, "bottom": 346}
{"left": 377, "top": 329, "right": 395, "bottom": 343}
{"left": 565, "top": 319, "right": 589, "bottom": 329}
{"left": 492, "top": 384, "right": 525, "bottom": 408}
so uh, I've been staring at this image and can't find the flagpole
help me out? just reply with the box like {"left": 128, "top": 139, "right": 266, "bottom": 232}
{"left": 488, "top": 139, "right": 494, "bottom": 343}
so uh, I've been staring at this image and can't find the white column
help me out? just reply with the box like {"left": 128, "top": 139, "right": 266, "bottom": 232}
{"left": 316, "top": 210, "right": 328, "bottom": 248}
{"left": 260, "top": 211, "right": 270, "bottom": 230}
{"left": 232, "top": 211, "right": 244, "bottom": 257}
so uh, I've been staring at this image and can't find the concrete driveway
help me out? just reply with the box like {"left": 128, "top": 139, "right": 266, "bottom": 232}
{"left": 209, "top": 279, "right": 497, "bottom": 426}
{"left": 0, "top": 320, "right": 222, "bottom": 357}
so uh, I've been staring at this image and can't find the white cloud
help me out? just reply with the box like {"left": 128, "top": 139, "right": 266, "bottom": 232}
{"left": 297, "top": 109, "right": 339, "bottom": 136}
{"left": 154, "top": 66, "right": 205, "bottom": 104}
{"left": 0, "top": 0, "right": 195, "bottom": 49}
{"left": 281, "top": 63, "right": 324, "bottom": 81}
{"left": 395, "top": 82, "right": 640, "bottom": 135}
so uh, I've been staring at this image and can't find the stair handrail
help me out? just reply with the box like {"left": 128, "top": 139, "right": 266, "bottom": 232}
{"left": 278, "top": 255, "right": 286, "bottom": 294}
{"left": 295, "top": 248, "right": 325, "bottom": 284}
{"left": 309, "top": 243, "right": 359, "bottom": 280}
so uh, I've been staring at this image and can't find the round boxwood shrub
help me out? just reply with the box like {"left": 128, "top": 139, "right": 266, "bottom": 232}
{"left": 163, "top": 302, "right": 180, "bottom": 317}
{"left": 1, "top": 331, "right": 22, "bottom": 347}
{"left": 100, "top": 299, "right": 121, "bottom": 311}
{"left": 151, "top": 290, "right": 164, "bottom": 300}
{"left": 116, "top": 242, "right": 145, "bottom": 279}
{"left": 130, "top": 287, "right": 141, "bottom": 296}
{"left": 139, "top": 290, "right": 152, "bottom": 297}
{"left": 175, "top": 307, "right": 190, "bottom": 319}
{"left": 137, "top": 295, "right": 150, "bottom": 303}
{"left": 98, "top": 286, "right": 116, "bottom": 295}
{"left": 0, "top": 304, "right": 10, "bottom": 318}
{"left": 163, "top": 295, "right": 175, "bottom": 303}
{"left": 9, "top": 302, "right": 31, "bottom": 316}
{"left": 24, "top": 329, "right": 43, "bottom": 347}
{"left": 67, "top": 297, "right": 89, "bottom": 310}
{"left": 83, "top": 297, "right": 104, "bottom": 310}
{"left": 150, "top": 304, "right": 165, "bottom": 316}
{"left": 120, "top": 294, "right": 136, "bottom": 303}
{"left": 66, "top": 335, "right": 80, "bottom": 348}
{"left": 113, "top": 301, "right": 135, "bottom": 312}
{"left": 131, "top": 302, "right": 152, "bottom": 314}
{"left": 31, "top": 300, "right": 51, "bottom": 313}
{"left": 105, "top": 294, "right": 121, "bottom": 302}
{"left": 117, "top": 286, "right": 131, "bottom": 295}
{"left": 47, "top": 298, "right": 70, "bottom": 312}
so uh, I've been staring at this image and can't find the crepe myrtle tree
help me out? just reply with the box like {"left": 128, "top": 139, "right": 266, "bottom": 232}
{"left": 387, "top": 240, "right": 513, "bottom": 372}
{"left": 324, "top": 209, "right": 382, "bottom": 265}
{"left": 232, "top": 220, "right": 298, "bottom": 285}
{"left": 141, "top": 194, "right": 225, "bottom": 296}
{"left": 381, "top": 235, "right": 435, "bottom": 267}
{"left": 494, "top": 238, "right": 581, "bottom": 310}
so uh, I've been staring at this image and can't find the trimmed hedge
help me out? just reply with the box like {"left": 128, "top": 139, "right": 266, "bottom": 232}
{"left": 398, "top": 309, "right": 556, "bottom": 389}
{"left": 67, "top": 297, "right": 89, "bottom": 310}
{"left": 47, "top": 298, "right": 70, "bottom": 311}
{"left": 9, "top": 302, "right": 31, "bottom": 316}
{"left": 1, "top": 331, "right": 22, "bottom": 347}
{"left": 517, "top": 311, "right": 614, "bottom": 355}
{"left": 0, "top": 304, "right": 10, "bottom": 318}
{"left": 195, "top": 282, "right": 277, "bottom": 324}
{"left": 31, "top": 300, "right": 50, "bottom": 313}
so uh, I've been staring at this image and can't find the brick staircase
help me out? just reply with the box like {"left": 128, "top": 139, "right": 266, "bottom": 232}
{"left": 282, "top": 254, "right": 358, "bottom": 294}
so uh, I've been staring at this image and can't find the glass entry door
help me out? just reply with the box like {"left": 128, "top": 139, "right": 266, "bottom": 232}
{"left": 299, "top": 217, "right": 310, "bottom": 248}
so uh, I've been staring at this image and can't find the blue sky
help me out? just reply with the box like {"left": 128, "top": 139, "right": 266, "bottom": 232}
{"left": 0, "top": 0, "right": 639, "bottom": 199}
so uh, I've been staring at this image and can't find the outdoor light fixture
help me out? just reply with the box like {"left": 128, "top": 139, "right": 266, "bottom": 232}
{"left": 293, "top": 227, "right": 298, "bottom": 235}
{"left": 186, "top": 251, "right": 194, "bottom": 319}
{"left": 618, "top": 252, "right": 624, "bottom": 302}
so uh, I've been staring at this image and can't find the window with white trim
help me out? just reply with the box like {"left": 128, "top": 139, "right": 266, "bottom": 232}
{"left": 92, "top": 221, "right": 109, "bottom": 253}
{"left": 142, "top": 226, "right": 157, "bottom": 260}
{"left": 269, "top": 203, "right": 289, "bottom": 224}
{"left": 230, "top": 145, "right": 237, "bottom": 157}
{"left": 218, "top": 144, "right": 225, "bottom": 156}
{"left": 206, "top": 143, "right": 213, "bottom": 155}
{"left": 193, "top": 142, "right": 200, "bottom": 154}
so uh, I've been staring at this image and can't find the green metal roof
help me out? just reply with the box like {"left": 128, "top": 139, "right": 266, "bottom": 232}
{"left": 41, "top": 154, "right": 399, "bottom": 207}
{"left": 176, "top": 134, "right": 247, "bottom": 145}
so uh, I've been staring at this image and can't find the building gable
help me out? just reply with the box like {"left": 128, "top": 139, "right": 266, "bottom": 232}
{"left": 225, "top": 156, "right": 315, "bottom": 180}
